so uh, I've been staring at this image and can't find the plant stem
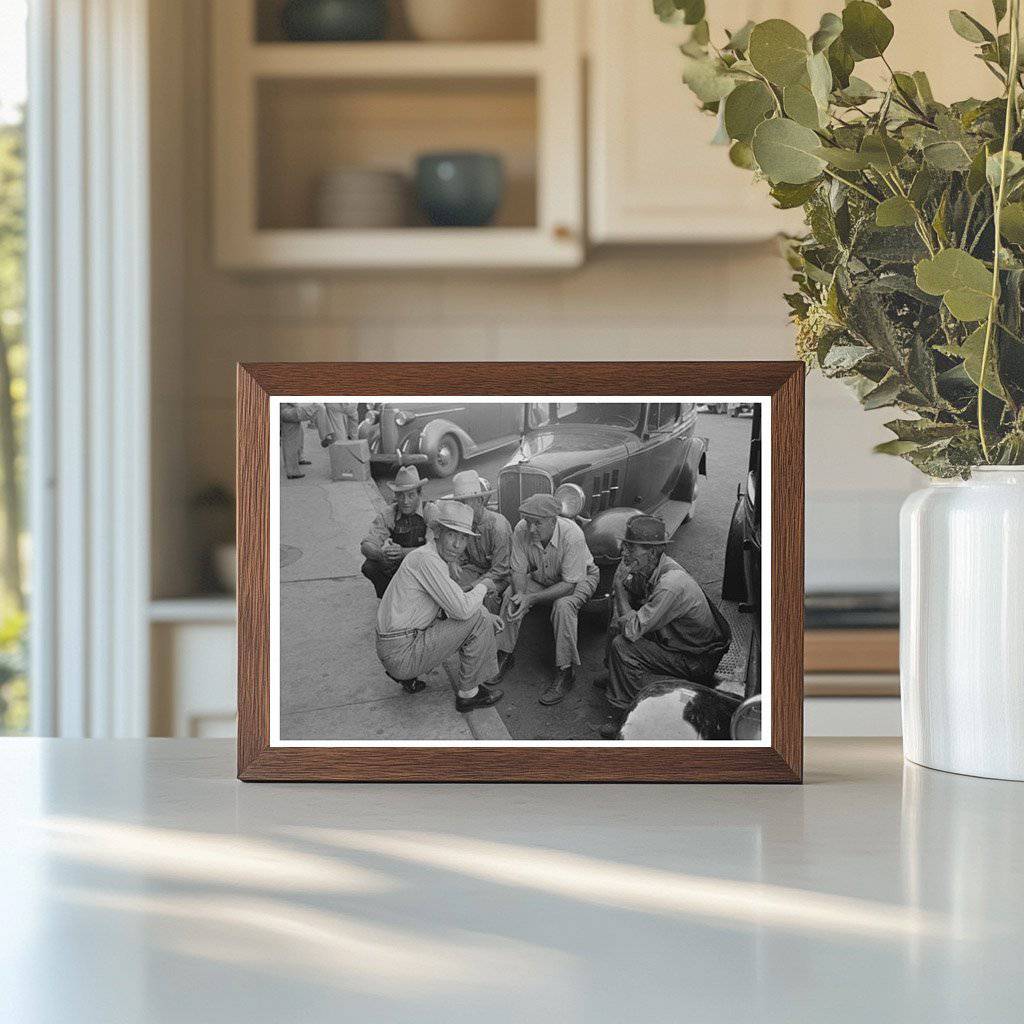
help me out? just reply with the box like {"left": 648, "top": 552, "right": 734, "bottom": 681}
{"left": 821, "top": 167, "right": 879, "bottom": 203}
{"left": 979, "top": 0, "right": 1021, "bottom": 462}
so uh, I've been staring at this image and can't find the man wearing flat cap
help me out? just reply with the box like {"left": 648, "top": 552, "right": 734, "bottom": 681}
{"left": 496, "top": 492, "right": 600, "bottom": 705}
{"left": 360, "top": 465, "right": 428, "bottom": 598}
{"left": 596, "top": 515, "right": 732, "bottom": 738}
{"left": 375, "top": 499, "right": 504, "bottom": 711}
{"left": 443, "top": 470, "right": 512, "bottom": 614}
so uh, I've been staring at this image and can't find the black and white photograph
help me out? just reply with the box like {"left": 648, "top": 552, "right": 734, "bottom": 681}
{"left": 270, "top": 397, "right": 769, "bottom": 745}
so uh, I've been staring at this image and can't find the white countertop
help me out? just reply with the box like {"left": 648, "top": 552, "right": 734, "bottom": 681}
{"left": 2, "top": 738, "right": 1021, "bottom": 1023}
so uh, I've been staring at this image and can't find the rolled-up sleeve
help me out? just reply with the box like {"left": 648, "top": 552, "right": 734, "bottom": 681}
{"left": 557, "top": 522, "right": 592, "bottom": 584}
{"left": 509, "top": 523, "right": 531, "bottom": 576}
{"left": 415, "top": 554, "right": 486, "bottom": 620}
{"left": 361, "top": 510, "right": 392, "bottom": 550}
{"left": 623, "top": 576, "right": 696, "bottom": 641}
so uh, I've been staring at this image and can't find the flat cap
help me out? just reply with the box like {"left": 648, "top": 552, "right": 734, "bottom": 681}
{"left": 519, "top": 493, "right": 560, "bottom": 518}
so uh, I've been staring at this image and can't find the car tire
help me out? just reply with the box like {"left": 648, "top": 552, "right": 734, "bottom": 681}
{"left": 682, "top": 474, "right": 700, "bottom": 523}
{"left": 722, "top": 493, "right": 747, "bottom": 603}
{"left": 426, "top": 432, "right": 461, "bottom": 478}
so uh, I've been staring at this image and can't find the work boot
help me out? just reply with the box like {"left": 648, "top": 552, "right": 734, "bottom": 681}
{"left": 539, "top": 666, "right": 574, "bottom": 706}
{"left": 298, "top": 458, "right": 312, "bottom": 466}
{"left": 286, "top": 473, "right": 305, "bottom": 479}
{"left": 599, "top": 709, "right": 626, "bottom": 740}
{"left": 456, "top": 683, "right": 504, "bottom": 712}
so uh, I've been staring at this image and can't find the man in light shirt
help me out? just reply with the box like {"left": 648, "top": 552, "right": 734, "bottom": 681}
{"left": 375, "top": 499, "right": 504, "bottom": 712}
{"left": 497, "top": 493, "right": 599, "bottom": 706}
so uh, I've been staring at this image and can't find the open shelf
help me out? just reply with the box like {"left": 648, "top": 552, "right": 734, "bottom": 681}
{"left": 213, "top": 0, "right": 581, "bottom": 268}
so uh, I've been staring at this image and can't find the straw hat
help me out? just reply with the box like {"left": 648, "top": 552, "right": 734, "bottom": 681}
{"left": 432, "top": 499, "right": 480, "bottom": 537}
{"left": 390, "top": 466, "right": 425, "bottom": 493}
{"left": 443, "top": 469, "right": 494, "bottom": 501}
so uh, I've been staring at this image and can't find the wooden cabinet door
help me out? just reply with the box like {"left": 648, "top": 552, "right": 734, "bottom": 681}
{"left": 588, "top": 0, "right": 814, "bottom": 243}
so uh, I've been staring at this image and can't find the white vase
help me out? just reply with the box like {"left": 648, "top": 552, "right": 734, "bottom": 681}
{"left": 900, "top": 467, "right": 1024, "bottom": 781}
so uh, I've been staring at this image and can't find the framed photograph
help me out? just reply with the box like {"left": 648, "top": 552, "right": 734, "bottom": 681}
{"left": 237, "top": 362, "right": 804, "bottom": 782}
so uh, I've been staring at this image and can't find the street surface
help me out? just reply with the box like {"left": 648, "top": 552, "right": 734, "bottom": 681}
{"left": 375, "top": 411, "right": 756, "bottom": 740}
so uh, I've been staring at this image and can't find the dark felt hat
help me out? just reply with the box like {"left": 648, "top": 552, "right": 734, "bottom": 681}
{"left": 623, "top": 515, "right": 668, "bottom": 546}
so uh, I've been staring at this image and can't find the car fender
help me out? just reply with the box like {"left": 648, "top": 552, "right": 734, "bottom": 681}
{"left": 417, "top": 418, "right": 475, "bottom": 460}
{"left": 583, "top": 506, "right": 645, "bottom": 562}
{"left": 670, "top": 435, "right": 708, "bottom": 502}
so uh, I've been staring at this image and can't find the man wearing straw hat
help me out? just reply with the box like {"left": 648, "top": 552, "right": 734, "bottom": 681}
{"left": 359, "top": 465, "right": 428, "bottom": 598}
{"left": 443, "top": 470, "right": 512, "bottom": 614}
{"left": 375, "top": 499, "right": 504, "bottom": 711}
{"left": 595, "top": 515, "right": 732, "bottom": 738}
{"left": 496, "top": 493, "right": 600, "bottom": 706}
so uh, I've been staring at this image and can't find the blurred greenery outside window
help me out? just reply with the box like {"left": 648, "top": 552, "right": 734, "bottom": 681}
{"left": 0, "top": 2, "right": 28, "bottom": 734}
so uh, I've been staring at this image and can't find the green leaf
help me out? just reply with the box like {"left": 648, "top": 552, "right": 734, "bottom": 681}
{"left": 986, "top": 150, "right": 1024, "bottom": 190}
{"left": 748, "top": 19, "right": 810, "bottom": 87}
{"left": 807, "top": 51, "right": 833, "bottom": 111}
{"left": 912, "top": 71, "right": 935, "bottom": 105}
{"left": 1000, "top": 202, "right": 1024, "bottom": 242}
{"left": 752, "top": 117, "right": 827, "bottom": 184}
{"left": 681, "top": 55, "right": 737, "bottom": 103}
{"left": 875, "top": 196, "right": 918, "bottom": 228}
{"left": 724, "top": 20, "right": 755, "bottom": 53}
{"left": 993, "top": 0, "right": 1008, "bottom": 24}
{"left": 860, "top": 133, "right": 905, "bottom": 173}
{"left": 915, "top": 249, "right": 994, "bottom": 321}
{"left": 842, "top": 1, "right": 894, "bottom": 60}
{"left": 728, "top": 140, "right": 758, "bottom": 169}
{"left": 885, "top": 418, "right": 962, "bottom": 443}
{"left": 862, "top": 374, "right": 902, "bottom": 409}
{"left": 783, "top": 83, "right": 822, "bottom": 129}
{"left": 810, "top": 12, "right": 843, "bottom": 54}
{"left": 723, "top": 81, "right": 775, "bottom": 143}
{"left": 770, "top": 179, "right": 820, "bottom": 209}
{"left": 959, "top": 324, "right": 1007, "bottom": 398}
{"left": 948, "top": 10, "right": 993, "bottom": 44}
{"left": 654, "top": 0, "right": 705, "bottom": 25}
{"left": 923, "top": 141, "right": 973, "bottom": 171}
{"left": 814, "top": 145, "right": 872, "bottom": 170}
{"left": 874, "top": 439, "right": 921, "bottom": 455}
{"left": 967, "top": 143, "right": 993, "bottom": 193}
{"left": 909, "top": 165, "right": 936, "bottom": 205}
{"left": 827, "top": 35, "right": 855, "bottom": 89}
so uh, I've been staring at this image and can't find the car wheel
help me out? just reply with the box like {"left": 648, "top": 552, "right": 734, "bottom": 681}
{"left": 722, "top": 493, "right": 747, "bottom": 603}
{"left": 427, "top": 433, "right": 461, "bottom": 478}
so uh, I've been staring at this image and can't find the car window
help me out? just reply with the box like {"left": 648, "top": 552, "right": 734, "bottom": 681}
{"left": 654, "top": 403, "right": 679, "bottom": 430}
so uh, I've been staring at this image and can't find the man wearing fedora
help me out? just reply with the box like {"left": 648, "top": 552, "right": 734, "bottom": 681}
{"left": 596, "top": 515, "right": 732, "bottom": 738}
{"left": 443, "top": 470, "right": 512, "bottom": 614}
{"left": 359, "top": 465, "right": 429, "bottom": 598}
{"left": 497, "top": 493, "right": 600, "bottom": 705}
{"left": 375, "top": 499, "right": 504, "bottom": 711}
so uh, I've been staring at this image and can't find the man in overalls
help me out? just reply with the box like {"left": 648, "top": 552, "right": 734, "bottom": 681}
{"left": 359, "top": 465, "right": 428, "bottom": 598}
{"left": 595, "top": 515, "right": 732, "bottom": 739}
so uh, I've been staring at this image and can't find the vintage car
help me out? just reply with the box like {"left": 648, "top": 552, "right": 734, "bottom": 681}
{"left": 722, "top": 403, "right": 761, "bottom": 612}
{"left": 496, "top": 401, "right": 707, "bottom": 603}
{"left": 359, "top": 402, "right": 523, "bottom": 478}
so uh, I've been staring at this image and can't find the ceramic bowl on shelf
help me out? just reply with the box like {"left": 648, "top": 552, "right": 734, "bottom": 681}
{"left": 403, "top": 0, "right": 534, "bottom": 42}
{"left": 314, "top": 167, "right": 409, "bottom": 228}
{"left": 280, "top": 0, "right": 388, "bottom": 42}
{"left": 414, "top": 152, "right": 504, "bottom": 227}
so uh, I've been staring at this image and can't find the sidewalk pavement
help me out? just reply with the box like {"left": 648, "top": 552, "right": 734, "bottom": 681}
{"left": 278, "top": 426, "right": 508, "bottom": 742}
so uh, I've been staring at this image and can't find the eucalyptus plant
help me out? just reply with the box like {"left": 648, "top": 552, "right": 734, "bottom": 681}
{"left": 658, "top": 0, "right": 1024, "bottom": 475}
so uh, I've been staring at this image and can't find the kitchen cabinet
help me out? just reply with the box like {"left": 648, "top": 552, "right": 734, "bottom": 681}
{"left": 211, "top": 0, "right": 584, "bottom": 269}
{"left": 587, "top": 0, "right": 999, "bottom": 244}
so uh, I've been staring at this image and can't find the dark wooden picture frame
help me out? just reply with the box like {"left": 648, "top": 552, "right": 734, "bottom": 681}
{"left": 237, "top": 362, "right": 804, "bottom": 782}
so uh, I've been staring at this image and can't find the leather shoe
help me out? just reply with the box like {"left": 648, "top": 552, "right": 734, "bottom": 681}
{"left": 456, "top": 683, "right": 504, "bottom": 712}
{"left": 539, "top": 666, "right": 574, "bottom": 706}
{"left": 298, "top": 459, "right": 311, "bottom": 466}
{"left": 599, "top": 717, "right": 622, "bottom": 740}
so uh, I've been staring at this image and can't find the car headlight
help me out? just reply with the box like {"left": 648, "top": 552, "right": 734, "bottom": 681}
{"left": 393, "top": 409, "right": 412, "bottom": 427}
{"left": 554, "top": 483, "right": 586, "bottom": 518}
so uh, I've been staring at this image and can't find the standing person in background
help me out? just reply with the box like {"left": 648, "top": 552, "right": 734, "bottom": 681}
{"left": 359, "top": 466, "right": 428, "bottom": 598}
{"left": 280, "top": 403, "right": 307, "bottom": 479}
{"left": 444, "top": 470, "right": 511, "bottom": 614}
{"left": 496, "top": 493, "right": 599, "bottom": 705}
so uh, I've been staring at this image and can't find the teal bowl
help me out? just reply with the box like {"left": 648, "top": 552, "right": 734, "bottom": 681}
{"left": 415, "top": 152, "right": 505, "bottom": 228}
{"left": 281, "top": 0, "right": 388, "bottom": 42}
